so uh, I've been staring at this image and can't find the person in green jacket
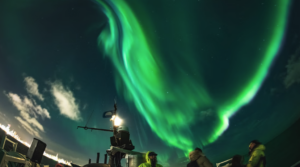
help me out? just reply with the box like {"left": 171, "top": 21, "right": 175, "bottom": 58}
{"left": 138, "top": 151, "right": 163, "bottom": 167}
{"left": 247, "top": 140, "right": 266, "bottom": 167}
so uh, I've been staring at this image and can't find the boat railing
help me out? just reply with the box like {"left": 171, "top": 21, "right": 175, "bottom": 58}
{"left": 216, "top": 158, "right": 232, "bottom": 167}
{"left": 1, "top": 136, "right": 18, "bottom": 152}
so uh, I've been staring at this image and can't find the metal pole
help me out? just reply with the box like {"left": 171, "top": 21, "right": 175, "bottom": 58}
{"left": 109, "top": 156, "right": 115, "bottom": 167}
{"left": 113, "top": 103, "right": 118, "bottom": 146}
{"left": 89, "top": 159, "right": 91, "bottom": 164}
{"left": 104, "top": 154, "right": 107, "bottom": 164}
{"left": 113, "top": 103, "right": 117, "bottom": 136}
{"left": 96, "top": 153, "right": 100, "bottom": 163}
{"left": 0, "top": 136, "right": 7, "bottom": 149}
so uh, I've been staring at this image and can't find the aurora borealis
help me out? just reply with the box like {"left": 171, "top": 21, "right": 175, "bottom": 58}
{"left": 95, "top": 0, "right": 290, "bottom": 152}
{"left": 0, "top": 0, "right": 300, "bottom": 166}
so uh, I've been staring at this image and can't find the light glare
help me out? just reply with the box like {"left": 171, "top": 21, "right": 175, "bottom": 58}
{"left": 114, "top": 116, "right": 123, "bottom": 126}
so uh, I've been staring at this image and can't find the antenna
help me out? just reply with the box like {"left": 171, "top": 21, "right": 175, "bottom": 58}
{"left": 77, "top": 99, "right": 134, "bottom": 167}
{"left": 85, "top": 110, "right": 94, "bottom": 127}
{"left": 113, "top": 100, "right": 118, "bottom": 136}
{"left": 77, "top": 100, "right": 116, "bottom": 132}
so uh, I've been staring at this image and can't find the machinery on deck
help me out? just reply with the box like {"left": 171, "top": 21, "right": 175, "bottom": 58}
{"left": 77, "top": 101, "right": 146, "bottom": 167}
{"left": 0, "top": 134, "right": 47, "bottom": 167}
{"left": 0, "top": 100, "right": 145, "bottom": 167}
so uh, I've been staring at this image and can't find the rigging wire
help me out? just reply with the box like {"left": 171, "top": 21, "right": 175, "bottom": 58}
{"left": 85, "top": 110, "right": 95, "bottom": 127}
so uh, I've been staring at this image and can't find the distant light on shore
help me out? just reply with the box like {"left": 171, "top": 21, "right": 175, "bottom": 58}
{"left": 0, "top": 123, "right": 72, "bottom": 166}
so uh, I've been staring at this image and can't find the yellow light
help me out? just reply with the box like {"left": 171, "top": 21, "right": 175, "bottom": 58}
{"left": 114, "top": 116, "right": 123, "bottom": 126}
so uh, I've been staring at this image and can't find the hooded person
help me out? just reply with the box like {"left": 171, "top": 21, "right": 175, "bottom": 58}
{"left": 246, "top": 140, "right": 266, "bottom": 167}
{"left": 138, "top": 151, "right": 163, "bottom": 167}
{"left": 188, "top": 148, "right": 213, "bottom": 167}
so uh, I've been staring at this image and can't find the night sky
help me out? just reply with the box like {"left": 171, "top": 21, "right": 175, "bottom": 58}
{"left": 0, "top": 0, "right": 300, "bottom": 166}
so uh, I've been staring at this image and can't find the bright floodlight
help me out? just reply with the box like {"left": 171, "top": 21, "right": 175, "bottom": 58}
{"left": 111, "top": 115, "right": 116, "bottom": 121}
{"left": 114, "top": 116, "right": 123, "bottom": 126}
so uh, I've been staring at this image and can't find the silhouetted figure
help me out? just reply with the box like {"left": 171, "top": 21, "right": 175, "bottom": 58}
{"left": 223, "top": 154, "right": 244, "bottom": 167}
{"left": 231, "top": 155, "right": 244, "bottom": 167}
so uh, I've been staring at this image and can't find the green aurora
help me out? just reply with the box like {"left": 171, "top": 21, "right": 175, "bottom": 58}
{"left": 1, "top": 0, "right": 300, "bottom": 166}
{"left": 96, "top": 0, "right": 291, "bottom": 155}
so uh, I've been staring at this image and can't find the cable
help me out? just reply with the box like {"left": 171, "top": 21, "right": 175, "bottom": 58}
{"left": 85, "top": 110, "right": 95, "bottom": 127}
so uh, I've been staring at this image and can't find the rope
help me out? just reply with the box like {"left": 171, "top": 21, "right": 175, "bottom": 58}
{"left": 85, "top": 110, "right": 95, "bottom": 127}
